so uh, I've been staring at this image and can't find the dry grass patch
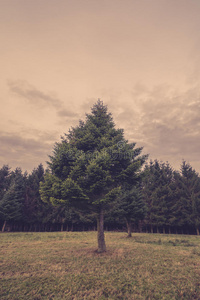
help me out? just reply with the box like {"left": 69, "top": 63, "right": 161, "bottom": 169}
{"left": 1, "top": 232, "right": 200, "bottom": 299}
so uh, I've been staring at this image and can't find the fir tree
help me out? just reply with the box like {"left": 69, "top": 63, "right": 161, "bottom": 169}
{"left": 171, "top": 161, "right": 200, "bottom": 234}
{"left": 115, "top": 185, "right": 146, "bottom": 237}
{"left": 24, "top": 164, "right": 45, "bottom": 229}
{"left": 142, "top": 160, "right": 174, "bottom": 233}
{"left": 40, "top": 100, "right": 147, "bottom": 252}
{"left": 0, "top": 165, "right": 11, "bottom": 200}
{"left": 0, "top": 168, "right": 26, "bottom": 232}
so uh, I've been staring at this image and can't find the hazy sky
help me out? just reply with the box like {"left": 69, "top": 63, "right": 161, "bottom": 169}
{"left": 1, "top": 0, "right": 200, "bottom": 173}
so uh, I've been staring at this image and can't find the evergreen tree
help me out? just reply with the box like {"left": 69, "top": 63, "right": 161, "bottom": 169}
{"left": 23, "top": 164, "right": 50, "bottom": 230}
{"left": 0, "top": 165, "right": 11, "bottom": 200}
{"left": 181, "top": 161, "right": 200, "bottom": 234}
{"left": 40, "top": 100, "right": 147, "bottom": 252}
{"left": 0, "top": 168, "right": 26, "bottom": 231}
{"left": 0, "top": 165, "right": 11, "bottom": 228}
{"left": 24, "top": 164, "right": 46, "bottom": 230}
{"left": 171, "top": 161, "right": 200, "bottom": 234}
{"left": 115, "top": 185, "right": 146, "bottom": 237}
{"left": 142, "top": 160, "right": 174, "bottom": 233}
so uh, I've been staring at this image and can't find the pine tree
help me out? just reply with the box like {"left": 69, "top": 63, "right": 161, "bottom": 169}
{"left": 0, "top": 165, "right": 11, "bottom": 200}
{"left": 142, "top": 160, "right": 174, "bottom": 233}
{"left": 24, "top": 164, "right": 46, "bottom": 230}
{"left": 40, "top": 100, "right": 147, "bottom": 252}
{"left": 0, "top": 165, "right": 11, "bottom": 229}
{"left": 0, "top": 168, "right": 26, "bottom": 231}
{"left": 115, "top": 185, "right": 146, "bottom": 237}
{"left": 171, "top": 161, "right": 200, "bottom": 234}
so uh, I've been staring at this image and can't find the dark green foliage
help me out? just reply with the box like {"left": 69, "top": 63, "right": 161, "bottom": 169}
{"left": 111, "top": 185, "right": 146, "bottom": 237}
{"left": 0, "top": 158, "right": 200, "bottom": 234}
{"left": 171, "top": 161, "right": 200, "bottom": 234}
{"left": 24, "top": 164, "right": 46, "bottom": 225}
{"left": 41, "top": 100, "right": 146, "bottom": 208}
{"left": 0, "top": 165, "right": 11, "bottom": 200}
{"left": 142, "top": 160, "right": 175, "bottom": 233}
{"left": 0, "top": 165, "right": 11, "bottom": 223}
{"left": 1, "top": 105, "right": 200, "bottom": 236}
{"left": 40, "top": 100, "right": 147, "bottom": 250}
{"left": 0, "top": 168, "right": 26, "bottom": 230}
{"left": 142, "top": 160, "right": 200, "bottom": 235}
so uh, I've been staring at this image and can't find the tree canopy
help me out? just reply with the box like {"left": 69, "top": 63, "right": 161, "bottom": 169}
{"left": 1, "top": 102, "right": 200, "bottom": 239}
{"left": 40, "top": 100, "right": 147, "bottom": 251}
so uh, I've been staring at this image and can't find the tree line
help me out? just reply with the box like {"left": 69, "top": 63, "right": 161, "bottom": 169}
{"left": 0, "top": 101, "right": 200, "bottom": 250}
{"left": 0, "top": 160, "right": 199, "bottom": 236}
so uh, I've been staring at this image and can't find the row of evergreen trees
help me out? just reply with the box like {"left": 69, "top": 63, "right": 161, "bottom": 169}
{"left": 142, "top": 160, "right": 200, "bottom": 235}
{"left": 1, "top": 101, "right": 200, "bottom": 239}
{"left": 0, "top": 159, "right": 199, "bottom": 235}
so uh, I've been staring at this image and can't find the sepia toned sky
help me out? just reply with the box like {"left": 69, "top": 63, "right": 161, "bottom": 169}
{"left": 1, "top": 0, "right": 200, "bottom": 173}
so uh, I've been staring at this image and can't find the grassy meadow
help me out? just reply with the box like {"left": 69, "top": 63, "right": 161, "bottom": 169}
{"left": 1, "top": 231, "right": 200, "bottom": 299}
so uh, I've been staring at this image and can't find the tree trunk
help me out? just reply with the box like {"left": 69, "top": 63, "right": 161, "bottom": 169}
{"left": 151, "top": 225, "right": 153, "bottom": 233}
{"left": 169, "top": 227, "right": 171, "bottom": 234}
{"left": 138, "top": 220, "right": 142, "bottom": 233}
{"left": 126, "top": 219, "right": 132, "bottom": 238}
{"left": 97, "top": 207, "right": 106, "bottom": 253}
{"left": 196, "top": 228, "right": 199, "bottom": 236}
{"left": 61, "top": 224, "right": 63, "bottom": 232}
{"left": 2, "top": 220, "right": 6, "bottom": 232}
{"left": 163, "top": 227, "right": 165, "bottom": 234}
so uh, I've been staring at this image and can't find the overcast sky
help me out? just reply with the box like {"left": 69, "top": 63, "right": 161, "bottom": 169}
{"left": 1, "top": 0, "right": 200, "bottom": 173}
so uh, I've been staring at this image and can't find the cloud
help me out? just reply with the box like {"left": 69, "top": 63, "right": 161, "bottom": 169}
{"left": 0, "top": 131, "right": 58, "bottom": 172}
{"left": 133, "top": 86, "right": 200, "bottom": 170}
{"left": 8, "top": 80, "right": 63, "bottom": 109}
{"left": 100, "top": 85, "right": 200, "bottom": 172}
{"left": 2, "top": 84, "right": 200, "bottom": 173}
{"left": 57, "top": 109, "right": 79, "bottom": 118}
{"left": 7, "top": 80, "right": 80, "bottom": 123}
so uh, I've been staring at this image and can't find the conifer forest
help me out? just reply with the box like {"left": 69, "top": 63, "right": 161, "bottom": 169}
{"left": 1, "top": 101, "right": 200, "bottom": 238}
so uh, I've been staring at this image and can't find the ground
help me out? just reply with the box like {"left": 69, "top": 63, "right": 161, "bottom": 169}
{"left": 1, "top": 231, "right": 200, "bottom": 299}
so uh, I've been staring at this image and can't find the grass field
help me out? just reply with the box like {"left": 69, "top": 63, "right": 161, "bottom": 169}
{"left": 1, "top": 231, "right": 200, "bottom": 300}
